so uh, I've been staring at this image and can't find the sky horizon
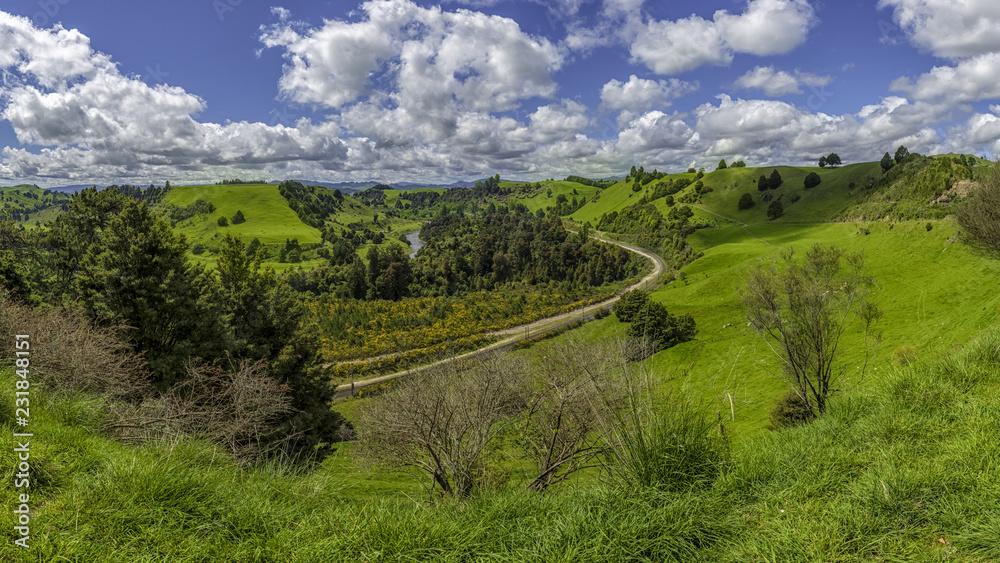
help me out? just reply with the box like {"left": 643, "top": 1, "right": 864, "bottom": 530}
{"left": 2, "top": 0, "right": 1000, "bottom": 188}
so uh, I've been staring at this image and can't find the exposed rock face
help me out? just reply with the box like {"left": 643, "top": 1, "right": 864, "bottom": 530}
{"left": 931, "top": 179, "right": 980, "bottom": 205}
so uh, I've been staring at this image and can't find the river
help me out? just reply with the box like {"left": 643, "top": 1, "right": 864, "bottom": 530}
{"left": 405, "top": 231, "right": 425, "bottom": 259}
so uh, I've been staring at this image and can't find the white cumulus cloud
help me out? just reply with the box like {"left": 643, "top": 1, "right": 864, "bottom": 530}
{"left": 733, "top": 66, "right": 831, "bottom": 96}
{"left": 630, "top": 0, "right": 815, "bottom": 75}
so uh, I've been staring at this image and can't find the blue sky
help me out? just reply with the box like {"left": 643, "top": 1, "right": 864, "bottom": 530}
{"left": 1, "top": 0, "right": 999, "bottom": 186}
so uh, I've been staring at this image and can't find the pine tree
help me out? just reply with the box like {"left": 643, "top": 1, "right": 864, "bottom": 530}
{"left": 77, "top": 200, "right": 222, "bottom": 386}
{"left": 880, "top": 152, "right": 895, "bottom": 173}
{"left": 769, "top": 169, "right": 783, "bottom": 189}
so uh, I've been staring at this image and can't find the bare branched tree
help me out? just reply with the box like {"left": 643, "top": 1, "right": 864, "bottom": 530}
{"left": 106, "top": 358, "right": 293, "bottom": 464}
{"left": 357, "top": 354, "right": 527, "bottom": 499}
{"left": 0, "top": 293, "right": 149, "bottom": 401}
{"left": 741, "top": 244, "right": 882, "bottom": 418}
{"left": 521, "top": 337, "right": 627, "bottom": 492}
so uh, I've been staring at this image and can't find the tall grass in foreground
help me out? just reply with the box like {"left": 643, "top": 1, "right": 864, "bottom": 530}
{"left": 3, "top": 328, "right": 1000, "bottom": 561}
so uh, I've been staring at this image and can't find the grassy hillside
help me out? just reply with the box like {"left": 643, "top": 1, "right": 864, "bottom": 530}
{"left": 5, "top": 326, "right": 1000, "bottom": 561}
{"left": 0, "top": 185, "right": 71, "bottom": 226}
{"left": 571, "top": 164, "right": 885, "bottom": 227}
{"left": 164, "top": 184, "right": 322, "bottom": 246}
{"left": 162, "top": 184, "right": 324, "bottom": 269}
{"left": 502, "top": 180, "right": 601, "bottom": 213}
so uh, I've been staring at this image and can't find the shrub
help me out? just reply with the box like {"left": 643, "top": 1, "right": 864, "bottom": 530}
{"left": 191, "top": 242, "right": 206, "bottom": 255}
{"left": 737, "top": 193, "right": 755, "bottom": 210}
{"left": 231, "top": 210, "right": 246, "bottom": 224}
{"left": 893, "top": 345, "right": 919, "bottom": 366}
{"left": 218, "top": 216, "right": 229, "bottom": 227}
{"left": 956, "top": 164, "right": 1000, "bottom": 257}
{"left": 768, "top": 390, "right": 816, "bottom": 429}
{"left": 804, "top": 172, "right": 821, "bottom": 189}
{"left": 604, "top": 387, "right": 728, "bottom": 492}
{"left": 790, "top": 193, "right": 801, "bottom": 203}
{"left": 0, "top": 293, "right": 149, "bottom": 401}
{"left": 767, "top": 200, "right": 784, "bottom": 220}
{"left": 926, "top": 222, "right": 933, "bottom": 231}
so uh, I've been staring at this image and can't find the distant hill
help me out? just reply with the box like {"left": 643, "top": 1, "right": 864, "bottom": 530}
{"left": 271, "top": 179, "right": 482, "bottom": 193}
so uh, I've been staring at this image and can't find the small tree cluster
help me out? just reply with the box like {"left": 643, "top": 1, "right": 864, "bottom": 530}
{"left": 757, "top": 169, "right": 783, "bottom": 191}
{"left": 818, "top": 153, "right": 841, "bottom": 168}
{"left": 613, "top": 289, "right": 696, "bottom": 356}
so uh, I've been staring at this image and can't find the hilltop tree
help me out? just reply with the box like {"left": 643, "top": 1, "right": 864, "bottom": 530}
{"left": 741, "top": 244, "right": 881, "bottom": 418}
{"left": 717, "top": 159, "right": 727, "bottom": 170}
{"left": 818, "top": 155, "right": 827, "bottom": 168}
{"left": 880, "top": 152, "right": 895, "bottom": 173}
{"left": 768, "top": 169, "right": 783, "bottom": 189}
{"left": 826, "top": 153, "right": 842, "bottom": 167}
{"left": 894, "top": 145, "right": 910, "bottom": 164}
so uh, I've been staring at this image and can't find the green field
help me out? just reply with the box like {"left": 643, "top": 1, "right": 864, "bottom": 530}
{"left": 164, "top": 184, "right": 323, "bottom": 248}
{"left": 503, "top": 180, "right": 601, "bottom": 213}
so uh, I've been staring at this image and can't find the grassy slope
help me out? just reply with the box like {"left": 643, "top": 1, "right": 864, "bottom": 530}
{"left": 560, "top": 161, "right": 1000, "bottom": 437}
{"left": 5, "top": 328, "right": 1000, "bottom": 561}
{"left": 163, "top": 184, "right": 413, "bottom": 270}
{"left": 165, "top": 184, "right": 322, "bottom": 246}
{"left": 0, "top": 185, "right": 71, "bottom": 226}
{"left": 503, "top": 180, "right": 601, "bottom": 213}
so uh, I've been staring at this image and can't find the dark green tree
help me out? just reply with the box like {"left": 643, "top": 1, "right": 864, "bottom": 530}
{"left": 804, "top": 172, "right": 822, "bottom": 189}
{"left": 758, "top": 175, "right": 769, "bottom": 192}
{"left": 231, "top": 210, "right": 246, "bottom": 224}
{"left": 880, "top": 152, "right": 895, "bottom": 173}
{"left": 213, "top": 234, "right": 346, "bottom": 455}
{"left": 218, "top": 216, "right": 229, "bottom": 227}
{"left": 77, "top": 199, "right": 221, "bottom": 386}
{"left": 738, "top": 193, "right": 755, "bottom": 210}
{"left": 717, "top": 159, "right": 727, "bottom": 170}
{"left": 767, "top": 200, "right": 784, "bottom": 220}
{"left": 626, "top": 300, "right": 697, "bottom": 352}
{"left": 818, "top": 156, "right": 827, "bottom": 168}
{"left": 346, "top": 255, "right": 368, "bottom": 299}
{"left": 825, "top": 153, "right": 842, "bottom": 167}
{"left": 768, "top": 169, "right": 783, "bottom": 189}
{"left": 612, "top": 289, "right": 650, "bottom": 322}
{"left": 894, "top": 145, "right": 909, "bottom": 164}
